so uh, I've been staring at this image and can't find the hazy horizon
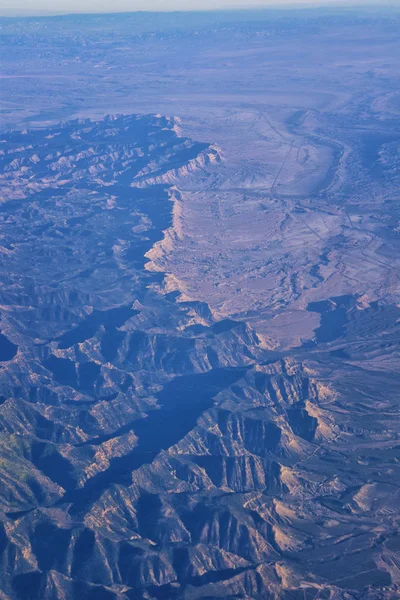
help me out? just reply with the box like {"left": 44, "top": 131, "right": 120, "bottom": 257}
{"left": 0, "top": 0, "right": 397, "bottom": 18}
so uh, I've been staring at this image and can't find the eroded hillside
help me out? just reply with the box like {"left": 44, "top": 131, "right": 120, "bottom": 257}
{"left": 0, "top": 114, "right": 398, "bottom": 600}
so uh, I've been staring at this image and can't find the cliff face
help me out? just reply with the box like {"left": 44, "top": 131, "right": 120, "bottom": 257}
{"left": 0, "top": 114, "right": 399, "bottom": 600}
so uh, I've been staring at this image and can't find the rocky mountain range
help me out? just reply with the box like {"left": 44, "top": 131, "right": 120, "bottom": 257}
{"left": 1, "top": 7, "right": 400, "bottom": 600}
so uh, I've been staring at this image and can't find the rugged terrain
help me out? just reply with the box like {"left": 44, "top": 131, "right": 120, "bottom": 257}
{"left": 1, "top": 8, "right": 400, "bottom": 600}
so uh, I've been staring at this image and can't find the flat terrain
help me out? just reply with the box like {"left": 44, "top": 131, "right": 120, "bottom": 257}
{"left": 1, "top": 8, "right": 400, "bottom": 600}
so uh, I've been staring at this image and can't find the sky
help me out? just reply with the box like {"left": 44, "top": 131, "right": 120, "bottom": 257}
{"left": 0, "top": 0, "right": 392, "bottom": 17}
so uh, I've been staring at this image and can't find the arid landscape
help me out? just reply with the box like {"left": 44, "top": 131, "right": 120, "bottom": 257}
{"left": 1, "top": 7, "right": 400, "bottom": 599}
